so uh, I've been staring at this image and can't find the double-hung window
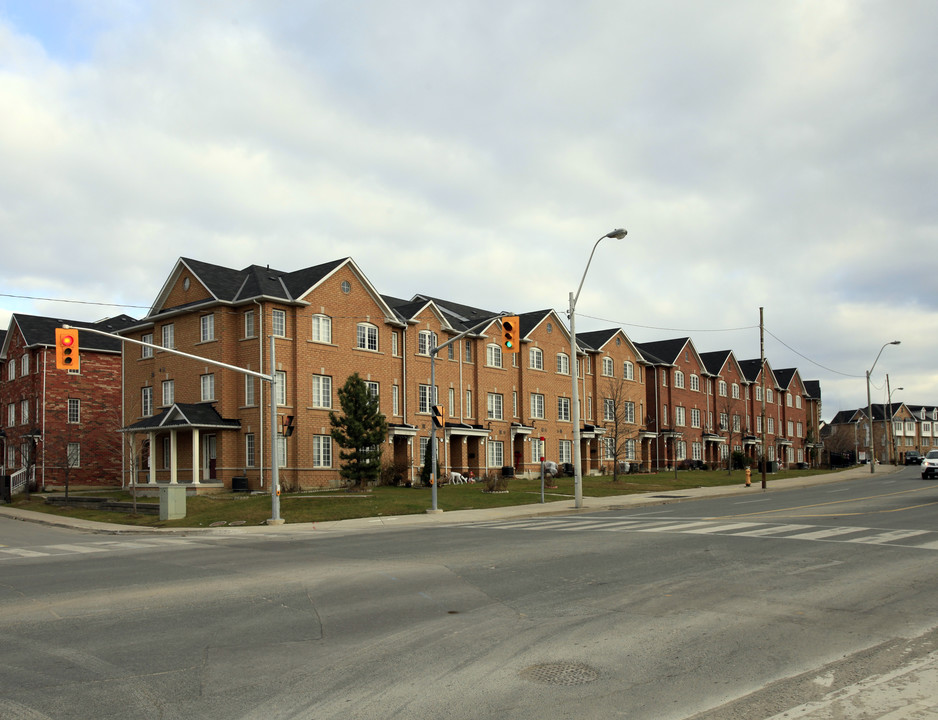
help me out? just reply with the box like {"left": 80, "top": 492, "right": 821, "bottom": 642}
{"left": 529, "top": 347, "right": 543, "bottom": 370}
{"left": 558, "top": 397, "right": 571, "bottom": 422}
{"left": 602, "top": 357, "right": 614, "bottom": 377}
{"left": 486, "top": 344, "right": 502, "bottom": 368}
{"left": 275, "top": 371, "right": 286, "bottom": 405}
{"left": 200, "top": 314, "right": 215, "bottom": 342}
{"left": 68, "top": 398, "right": 80, "bottom": 424}
{"left": 161, "top": 324, "right": 175, "bottom": 349}
{"left": 418, "top": 330, "right": 437, "bottom": 356}
{"left": 162, "top": 379, "right": 175, "bottom": 406}
{"left": 244, "top": 310, "right": 255, "bottom": 338}
{"left": 556, "top": 353, "right": 570, "bottom": 375}
{"left": 312, "top": 314, "right": 332, "bottom": 344}
{"left": 272, "top": 309, "right": 286, "bottom": 337}
{"left": 312, "top": 375, "right": 332, "bottom": 408}
{"left": 530, "top": 393, "right": 545, "bottom": 419}
{"left": 603, "top": 398, "right": 615, "bottom": 422}
{"left": 141, "top": 333, "right": 153, "bottom": 358}
{"left": 419, "top": 384, "right": 438, "bottom": 414}
{"left": 201, "top": 374, "right": 215, "bottom": 402}
{"left": 488, "top": 440, "right": 504, "bottom": 468}
{"left": 487, "top": 393, "right": 503, "bottom": 420}
{"left": 312, "top": 436, "right": 332, "bottom": 467}
{"left": 142, "top": 387, "right": 153, "bottom": 417}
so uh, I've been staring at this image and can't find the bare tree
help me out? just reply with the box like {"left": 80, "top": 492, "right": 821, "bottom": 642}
{"left": 601, "top": 375, "right": 641, "bottom": 482}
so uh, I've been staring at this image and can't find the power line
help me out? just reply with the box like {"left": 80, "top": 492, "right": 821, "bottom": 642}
{"left": 0, "top": 293, "right": 150, "bottom": 309}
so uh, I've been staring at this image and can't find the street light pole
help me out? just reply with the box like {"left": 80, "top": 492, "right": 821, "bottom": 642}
{"left": 866, "top": 340, "right": 900, "bottom": 474}
{"left": 887, "top": 377, "right": 902, "bottom": 465}
{"left": 570, "top": 228, "right": 627, "bottom": 509}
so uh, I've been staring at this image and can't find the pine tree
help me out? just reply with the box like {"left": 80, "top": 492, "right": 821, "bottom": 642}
{"left": 329, "top": 373, "right": 388, "bottom": 489}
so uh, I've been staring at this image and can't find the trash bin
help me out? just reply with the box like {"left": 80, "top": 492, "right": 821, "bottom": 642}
{"left": 500, "top": 465, "right": 515, "bottom": 478}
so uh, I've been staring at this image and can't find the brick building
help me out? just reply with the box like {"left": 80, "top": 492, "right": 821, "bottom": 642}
{"left": 0, "top": 313, "right": 136, "bottom": 490}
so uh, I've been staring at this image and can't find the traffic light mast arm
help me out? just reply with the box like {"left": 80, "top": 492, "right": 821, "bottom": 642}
{"left": 429, "top": 313, "right": 510, "bottom": 358}
{"left": 62, "top": 324, "right": 273, "bottom": 382}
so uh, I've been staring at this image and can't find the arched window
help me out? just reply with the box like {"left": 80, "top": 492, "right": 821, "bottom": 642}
{"left": 675, "top": 371, "right": 685, "bottom": 389}
{"left": 356, "top": 323, "right": 378, "bottom": 351}
{"left": 529, "top": 347, "right": 544, "bottom": 370}
{"left": 556, "top": 352, "right": 570, "bottom": 375}
{"left": 623, "top": 361, "right": 634, "bottom": 381}
{"left": 602, "top": 357, "right": 614, "bottom": 377}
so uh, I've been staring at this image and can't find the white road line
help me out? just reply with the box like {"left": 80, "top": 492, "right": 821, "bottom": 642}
{"left": 786, "top": 527, "right": 874, "bottom": 541}
{"left": 684, "top": 522, "right": 763, "bottom": 534}
{"left": 847, "top": 529, "right": 931, "bottom": 544}
{"left": 44, "top": 544, "right": 110, "bottom": 554}
{"left": 636, "top": 521, "right": 719, "bottom": 532}
{"left": 0, "top": 548, "right": 48, "bottom": 557}
{"left": 732, "top": 524, "right": 815, "bottom": 537}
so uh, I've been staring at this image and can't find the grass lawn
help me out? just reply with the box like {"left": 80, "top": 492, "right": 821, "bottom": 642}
{"left": 10, "top": 466, "right": 842, "bottom": 529}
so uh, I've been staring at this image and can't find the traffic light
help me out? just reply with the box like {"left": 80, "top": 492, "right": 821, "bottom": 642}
{"left": 431, "top": 405, "right": 445, "bottom": 429}
{"left": 500, "top": 316, "right": 520, "bottom": 354}
{"left": 282, "top": 415, "right": 295, "bottom": 437}
{"left": 55, "top": 327, "right": 80, "bottom": 371}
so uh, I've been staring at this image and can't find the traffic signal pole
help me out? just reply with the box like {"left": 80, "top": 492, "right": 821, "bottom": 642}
{"left": 427, "top": 314, "right": 509, "bottom": 513}
{"left": 61, "top": 324, "right": 284, "bottom": 524}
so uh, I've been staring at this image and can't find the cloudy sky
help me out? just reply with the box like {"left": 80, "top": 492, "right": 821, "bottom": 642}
{"left": 2, "top": 1, "right": 936, "bottom": 421}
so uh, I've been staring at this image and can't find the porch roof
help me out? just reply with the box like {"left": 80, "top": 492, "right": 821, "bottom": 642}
{"left": 121, "top": 403, "right": 241, "bottom": 433}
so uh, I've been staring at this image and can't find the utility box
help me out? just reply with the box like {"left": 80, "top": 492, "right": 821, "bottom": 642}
{"left": 159, "top": 485, "right": 187, "bottom": 520}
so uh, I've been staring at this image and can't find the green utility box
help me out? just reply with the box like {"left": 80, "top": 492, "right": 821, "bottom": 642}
{"left": 159, "top": 485, "right": 187, "bottom": 520}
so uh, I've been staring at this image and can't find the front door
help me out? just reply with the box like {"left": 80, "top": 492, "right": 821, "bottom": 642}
{"left": 202, "top": 434, "right": 217, "bottom": 480}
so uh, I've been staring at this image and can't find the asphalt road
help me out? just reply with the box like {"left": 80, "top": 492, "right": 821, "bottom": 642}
{"left": 2, "top": 465, "right": 938, "bottom": 719}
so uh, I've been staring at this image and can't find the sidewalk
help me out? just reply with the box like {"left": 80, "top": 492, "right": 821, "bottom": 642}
{"left": 0, "top": 463, "right": 887, "bottom": 536}
{"left": 3, "top": 464, "right": 934, "bottom": 719}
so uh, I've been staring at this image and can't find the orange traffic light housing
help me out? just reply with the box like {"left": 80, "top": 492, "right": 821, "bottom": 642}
{"left": 500, "top": 316, "right": 520, "bottom": 354}
{"left": 55, "top": 327, "right": 80, "bottom": 371}
{"left": 431, "top": 404, "right": 446, "bottom": 429}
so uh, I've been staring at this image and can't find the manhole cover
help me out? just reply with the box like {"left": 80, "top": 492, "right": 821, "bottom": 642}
{"left": 519, "top": 662, "right": 599, "bottom": 686}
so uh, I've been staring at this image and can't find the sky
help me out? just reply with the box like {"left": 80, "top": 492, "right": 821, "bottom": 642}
{"left": 1, "top": 0, "right": 936, "bottom": 422}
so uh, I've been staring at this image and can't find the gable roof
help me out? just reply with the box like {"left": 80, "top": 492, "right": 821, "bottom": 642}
{"left": 634, "top": 337, "right": 691, "bottom": 366}
{"left": 410, "top": 294, "right": 502, "bottom": 333}
{"left": 122, "top": 403, "right": 241, "bottom": 432}
{"left": 1, "top": 313, "right": 138, "bottom": 358}
{"left": 699, "top": 350, "right": 733, "bottom": 376}
{"left": 803, "top": 380, "right": 821, "bottom": 400}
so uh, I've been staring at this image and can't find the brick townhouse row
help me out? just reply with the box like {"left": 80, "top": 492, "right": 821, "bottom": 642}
{"left": 825, "top": 404, "right": 938, "bottom": 462}
{"left": 0, "top": 255, "right": 823, "bottom": 491}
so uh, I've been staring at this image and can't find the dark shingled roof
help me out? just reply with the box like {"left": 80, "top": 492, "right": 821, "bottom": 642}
{"left": 122, "top": 403, "right": 241, "bottom": 432}
{"left": 6, "top": 313, "right": 138, "bottom": 354}
{"left": 634, "top": 338, "right": 690, "bottom": 366}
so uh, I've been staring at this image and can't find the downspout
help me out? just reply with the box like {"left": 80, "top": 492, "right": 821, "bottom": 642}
{"left": 255, "top": 300, "right": 265, "bottom": 488}
{"left": 402, "top": 326, "right": 412, "bottom": 486}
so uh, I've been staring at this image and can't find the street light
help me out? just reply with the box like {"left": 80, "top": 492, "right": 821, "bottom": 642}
{"left": 570, "top": 227, "right": 627, "bottom": 509}
{"left": 865, "top": 340, "right": 900, "bottom": 473}
{"left": 888, "top": 384, "right": 903, "bottom": 465}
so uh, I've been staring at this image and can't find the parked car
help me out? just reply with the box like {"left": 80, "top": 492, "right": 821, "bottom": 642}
{"left": 905, "top": 451, "right": 923, "bottom": 465}
{"left": 921, "top": 450, "right": 938, "bottom": 479}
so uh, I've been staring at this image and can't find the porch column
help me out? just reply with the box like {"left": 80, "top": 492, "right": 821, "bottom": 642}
{"left": 191, "top": 427, "right": 201, "bottom": 484}
{"left": 148, "top": 432, "right": 157, "bottom": 484}
{"left": 170, "top": 430, "right": 178, "bottom": 484}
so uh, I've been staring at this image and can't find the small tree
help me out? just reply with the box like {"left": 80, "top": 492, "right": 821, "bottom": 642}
{"left": 330, "top": 373, "right": 388, "bottom": 489}
{"left": 601, "top": 375, "right": 641, "bottom": 482}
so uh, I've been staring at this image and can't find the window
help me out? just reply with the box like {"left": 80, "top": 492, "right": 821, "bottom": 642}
{"left": 245, "top": 434, "right": 255, "bottom": 467}
{"left": 418, "top": 330, "right": 437, "bottom": 356}
{"left": 676, "top": 440, "right": 687, "bottom": 461}
{"left": 365, "top": 381, "right": 379, "bottom": 399}
{"left": 786, "top": 393, "right": 793, "bottom": 407}
{"left": 312, "top": 375, "right": 332, "bottom": 408}
{"left": 142, "top": 387, "right": 153, "bottom": 417}
{"left": 20, "top": 399, "right": 28, "bottom": 425}
{"left": 313, "top": 436, "right": 332, "bottom": 467}
{"left": 689, "top": 374, "right": 699, "bottom": 391}
{"left": 529, "top": 347, "right": 544, "bottom": 370}
{"left": 624, "top": 439, "right": 636, "bottom": 460}
{"left": 766, "top": 388, "right": 774, "bottom": 403}
{"left": 7, "top": 361, "right": 14, "bottom": 380}
{"left": 245, "top": 375, "right": 255, "bottom": 406}
{"left": 531, "top": 437, "right": 544, "bottom": 464}
{"left": 462, "top": 340, "right": 472, "bottom": 363}
{"left": 21, "top": 353, "right": 29, "bottom": 376}
{"left": 558, "top": 397, "right": 571, "bottom": 422}
{"left": 393, "top": 385, "right": 400, "bottom": 416}
{"left": 465, "top": 389, "right": 472, "bottom": 417}
{"left": 512, "top": 391, "right": 518, "bottom": 418}
{"left": 488, "top": 440, "right": 504, "bottom": 468}
{"left": 447, "top": 343, "right": 455, "bottom": 360}
{"left": 719, "top": 380, "right": 727, "bottom": 397}
{"left": 162, "top": 379, "right": 175, "bottom": 406}
{"left": 767, "top": 417, "right": 775, "bottom": 434}
{"left": 755, "top": 386, "right": 763, "bottom": 401}
{"left": 275, "top": 370, "right": 286, "bottom": 405}
{"left": 675, "top": 406, "right": 685, "bottom": 426}
{"left": 675, "top": 371, "right": 685, "bottom": 389}
{"left": 788, "top": 420, "right": 794, "bottom": 437}
{"left": 68, "top": 398, "right": 80, "bottom": 424}
{"left": 720, "top": 412, "right": 729, "bottom": 430}
{"left": 357, "top": 323, "right": 378, "bottom": 351}
{"left": 732, "top": 383, "right": 740, "bottom": 399}
{"left": 623, "top": 361, "right": 634, "bottom": 381}
{"left": 556, "top": 353, "right": 570, "bottom": 375}
{"left": 272, "top": 309, "right": 286, "bottom": 337}
{"left": 244, "top": 310, "right": 255, "bottom": 338}
{"left": 200, "top": 374, "right": 215, "bottom": 402}
{"left": 200, "top": 314, "right": 215, "bottom": 342}
{"left": 448, "top": 388, "right": 456, "bottom": 417}
{"left": 623, "top": 401, "right": 635, "bottom": 424}
{"left": 67, "top": 443, "right": 80, "bottom": 468}
{"left": 559, "top": 439, "right": 572, "bottom": 464}
{"left": 797, "top": 421, "right": 803, "bottom": 437}
{"left": 796, "top": 395, "right": 802, "bottom": 409}
{"left": 604, "top": 398, "right": 615, "bottom": 422}
{"left": 602, "top": 357, "right": 614, "bottom": 377}
{"left": 603, "top": 437, "right": 615, "bottom": 460}
{"left": 487, "top": 393, "right": 503, "bottom": 420}
{"left": 161, "top": 324, "right": 175, "bottom": 349}
{"left": 419, "top": 384, "right": 438, "bottom": 414}
{"left": 531, "top": 393, "right": 545, "bottom": 419}
{"left": 692, "top": 442, "right": 702, "bottom": 461}
{"left": 392, "top": 332, "right": 399, "bottom": 356}
{"left": 141, "top": 333, "right": 153, "bottom": 358}
{"left": 756, "top": 416, "right": 763, "bottom": 433}
{"left": 486, "top": 344, "right": 503, "bottom": 368}
{"left": 690, "top": 408, "right": 701, "bottom": 428}
{"left": 312, "top": 314, "right": 332, "bottom": 344}
{"left": 662, "top": 404, "right": 669, "bottom": 426}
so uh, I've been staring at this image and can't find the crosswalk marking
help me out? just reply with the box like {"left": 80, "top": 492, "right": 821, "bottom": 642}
{"left": 44, "top": 544, "right": 110, "bottom": 554}
{"left": 467, "top": 516, "right": 938, "bottom": 551}
{"left": 0, "top": 534, "right": 265, "bottom": 561}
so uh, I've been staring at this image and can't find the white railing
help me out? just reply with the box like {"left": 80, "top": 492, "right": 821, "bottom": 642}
{"left": 9, "top": 467, "right": 31, "bottom": 495}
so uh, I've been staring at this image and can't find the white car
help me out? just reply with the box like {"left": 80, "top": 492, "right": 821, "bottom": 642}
{"left": 922, "top": 450, "right": 938, "bottom": 479}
